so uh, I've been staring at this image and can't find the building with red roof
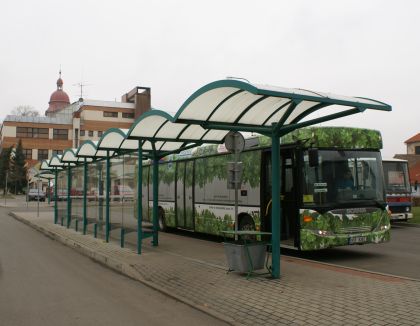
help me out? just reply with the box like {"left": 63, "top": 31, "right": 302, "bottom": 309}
{"left": 394, "top": 133, "right": 420, "bottom": 198}
{"left": 0, "top": 71, "right": 150, "bottom": 167}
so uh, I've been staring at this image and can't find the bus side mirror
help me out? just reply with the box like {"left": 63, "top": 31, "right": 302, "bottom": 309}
{"left": 415, "top": 181, "right": 418, "bottom": 191}
{"left": 308, "top": 148, "right": 319, "bottom": 167}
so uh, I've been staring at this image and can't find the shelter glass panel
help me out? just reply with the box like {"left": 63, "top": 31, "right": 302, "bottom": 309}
{"left": 158, "top": 161, "right": 176, "bottom": 227}
{"left": 57, "top": 170, "right": 67, "bottom": 226}
{"left": 86, "top": 163, "right": 98, "bottom": 235}
{"left": 70, "top": 165, "right": 84, "bottom": 231}
{"left": 109, "top": 154, "right": 138, "bottom": 247}
{"left": 86, "top": 161, "right": 106, "bottom": 239}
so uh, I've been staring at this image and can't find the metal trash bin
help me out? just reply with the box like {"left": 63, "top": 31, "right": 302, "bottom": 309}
{"left": 223, "top": 242, "right": 266, "bottom": 273}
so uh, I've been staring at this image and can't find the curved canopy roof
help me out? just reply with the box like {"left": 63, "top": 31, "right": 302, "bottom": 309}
{"left": 97, "top": 128, "right": 139, "bottom": 151}
{"left": 75, "top": 140, "right": 113, "bottom": 158}
{"left": 49, "top": 154, "right": 65, "bottom": 167}
{"left": 174, "top": 79, "right": 391, "bottom": 135}
{"left": 52, "top": 79, "right": 392, "bottom": 163}
{"left": 62, "top": 148, "right": 93, "bottom": 163}
{"left": 40, "top": 160, "right": 54, "bottom": 170}
{"left": 38, "top": 170, "right": 55, "bottom": 179}
{"left": 127, "top": 110, "right": 229, "bottom": 156}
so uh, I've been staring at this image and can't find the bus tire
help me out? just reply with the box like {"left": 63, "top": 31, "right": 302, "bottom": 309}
{"left": 158, "top": 207, "right": 167, "bottom": 231}
{"left": 238, "top": 214, "right": 255, "bottom": 231}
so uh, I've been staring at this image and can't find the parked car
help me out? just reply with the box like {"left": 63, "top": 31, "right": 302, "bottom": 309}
{"left": 113, "top": 185, "right": 134, "bottom": 201}
{"left": 27, "top": 189, "right": 46, "bottom": 201}
{"left": 51, "top": 188, "right": 67, "bottom": 201}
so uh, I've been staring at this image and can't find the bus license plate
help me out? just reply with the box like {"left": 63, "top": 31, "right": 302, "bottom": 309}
{"left": 349, "top": 236, "right": 367, "bottom": 244}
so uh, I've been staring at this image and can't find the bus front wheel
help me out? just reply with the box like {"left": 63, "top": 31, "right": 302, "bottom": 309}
{"left": 158, "top": 208, "right": 167, "bottom": 231}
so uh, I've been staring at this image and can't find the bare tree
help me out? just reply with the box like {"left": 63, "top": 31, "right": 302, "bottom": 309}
{"left": 11, "top": 105, "right": 40, "bottom": 117}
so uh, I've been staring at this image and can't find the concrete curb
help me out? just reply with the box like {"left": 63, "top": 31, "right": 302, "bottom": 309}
{"left": 392, "top": 221, "right": 420, "bottom": 228}
{"left": 9, "top": 212, "right": 240, "bottom": 326}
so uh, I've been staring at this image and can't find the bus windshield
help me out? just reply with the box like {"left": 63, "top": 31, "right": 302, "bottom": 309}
{"left": 383, "top": 161, "right": 411, "bottom": 193}
{"left": 302, "top": 150, "right": 385, "bottom": 208}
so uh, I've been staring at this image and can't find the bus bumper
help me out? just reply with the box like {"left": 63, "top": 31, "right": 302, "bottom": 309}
{"left": 299, "top": 228, "right": 391, "bottom": 251}
{"left": 390, "top": 212, "right": 413, "bottom": 221}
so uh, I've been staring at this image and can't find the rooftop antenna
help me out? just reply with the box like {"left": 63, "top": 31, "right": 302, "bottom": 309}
{"left": 73, "top": 81, "right": 91, "bottom": 101}
{"left": 73, "top": 68, "right": 92, "bottom": 101}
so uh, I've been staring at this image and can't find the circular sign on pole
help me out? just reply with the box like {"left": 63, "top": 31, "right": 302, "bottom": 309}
{"left": 224, "top": 131, "right": 245, "bottom": 154}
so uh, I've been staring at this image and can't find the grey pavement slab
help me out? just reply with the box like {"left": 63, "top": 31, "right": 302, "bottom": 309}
{"left": 9, "top": 210, "right": 420, "bottom": 326}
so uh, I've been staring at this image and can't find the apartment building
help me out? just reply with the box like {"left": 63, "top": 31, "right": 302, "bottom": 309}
{"left": 0, "top": 73, "right": 150, "bottom": 167}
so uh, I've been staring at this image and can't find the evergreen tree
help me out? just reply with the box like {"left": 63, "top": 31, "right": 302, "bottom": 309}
{"left": 0, "top": 146, "right": 12, "bottom": 192}
{"left": 9, "top": 140, "right": 27, "bottom": 194}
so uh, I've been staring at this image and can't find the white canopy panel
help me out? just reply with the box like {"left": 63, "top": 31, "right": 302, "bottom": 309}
{"left": 174, "top": 80, "right": 391, "bottom": 130}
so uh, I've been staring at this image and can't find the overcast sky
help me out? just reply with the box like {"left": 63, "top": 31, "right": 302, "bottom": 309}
{"left": 1, "top": 0, "right": 419, "bottom": 158}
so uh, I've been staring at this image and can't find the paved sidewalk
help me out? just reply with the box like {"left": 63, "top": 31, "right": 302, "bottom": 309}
{"left": 10, "top": 211, "right": 420, "bottom": 326}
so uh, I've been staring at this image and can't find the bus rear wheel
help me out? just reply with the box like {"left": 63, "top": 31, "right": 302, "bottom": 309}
{"left": 158, "top": 208, "right": 167, "bottom": 231}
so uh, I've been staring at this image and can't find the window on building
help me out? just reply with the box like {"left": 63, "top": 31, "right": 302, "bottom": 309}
{"left": 38, "top": 149, "right": 49, "bottom": 160}
{"left": 103, "top": 111, "right": 118, "bottom": 118}
{"left": 53, "top": 129, "right": 68, "bottom": 140}
{"left": 415, "top": 146, "right": 420, "bottom": 155}
{"left": 23, "top": 149, "right": 32, "bottom": 160}
{"left": 98, "top": 131, "right": 103, "bottom": 137}
{"left": 122, "top": 112, "right": 134, "bottom": 119}
{"left": 80, "top": 130, "right": 85, "bottom": 136}
{"left": 88, "top": 130, "right": 94, "bottom": 137}
{"left": 52, "top": 149, "right": 63, "bottom": 156}
{"left": 16, "top": 127, "right": 48, "bottom": 139}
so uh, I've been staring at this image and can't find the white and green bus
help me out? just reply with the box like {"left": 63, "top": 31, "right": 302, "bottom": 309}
{"left": 141, "top": 126, "right": 390, "bottom": 251}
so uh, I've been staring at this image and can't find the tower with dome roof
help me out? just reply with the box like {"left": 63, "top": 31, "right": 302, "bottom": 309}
{"left": 45, "top": 70, "right": 70, "bottom": 116}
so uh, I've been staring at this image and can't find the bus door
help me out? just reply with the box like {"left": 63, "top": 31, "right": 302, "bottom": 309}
{"left": 261, "top": 149, "right": 299, "bottom": 247}
{"left": 176, "top": 161, "right": 194, "bottom": 230}
{"left": 142, "top": 166, "right": 150, "bottom": 222}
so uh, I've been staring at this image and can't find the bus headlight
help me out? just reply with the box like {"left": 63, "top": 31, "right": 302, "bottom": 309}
{"left": 379, "top": 224, "right": 390, "bottom": 231}
{"left": 317, "top": 230, "right": 331, "bottom": 236}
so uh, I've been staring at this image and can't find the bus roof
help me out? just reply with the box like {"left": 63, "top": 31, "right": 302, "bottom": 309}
{"left": 165, "top": 126, "right": 383, "bottom": 161}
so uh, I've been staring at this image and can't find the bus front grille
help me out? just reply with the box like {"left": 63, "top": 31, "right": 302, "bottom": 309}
{"left": 337, "top": 226, "right": 372, "bottom": 234}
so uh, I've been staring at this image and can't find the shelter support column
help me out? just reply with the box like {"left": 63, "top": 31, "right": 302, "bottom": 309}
{"left": 152, "top": 154, "right": 159, "bottom": 246}
{"left": 54, "top": 169, "right": 58, "bottom": 224}
{"left": 67, "top": 165, "right": 72, "bottom": 228}
{"left": 105, "top": 153, "right": 110, "bottom": 242}
{"left": 83, "top": 160, "right": 88, "bottom": 235}
{"left": 137, "top": 142, "right": 143, "bottom": 254}
{"left": 271, "top": 133, "right": 281, "bottom": 279}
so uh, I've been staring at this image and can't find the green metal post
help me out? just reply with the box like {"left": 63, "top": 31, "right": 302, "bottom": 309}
{"left": 54, "top": 169, "right": 58, "bottom": 224}
{"left": 152, "top": 154, "right": 159, "bottom": 246}
{"left": 83, "top": 160, "right": 88, "bottom": 235}
{"left": 105, "top": 153, "right": 110, "bottom": 243}
{"left": 67, "top": 164, "right": 72, "bottom": 228}
{"left": 121, "top": 228, "right": 125, "bottom": 248}
{"left": 271, "top": 133, "right": 281, "bottom": 279}
{"left": 137, "top": 143, "right": 143, "bottom": 254}
{"left": 47, "top": 181, "right": 51, "bottom": 205}
{"left": 98, "top": 164, "right": 103, "bottom": 224}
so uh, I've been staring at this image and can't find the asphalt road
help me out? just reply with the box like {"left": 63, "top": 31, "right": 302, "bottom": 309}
{"left": 285, "top": 223, "right": 420, "bottom": 280}
{"left": 0, "top": 208, "right": 227, "bottom": 326}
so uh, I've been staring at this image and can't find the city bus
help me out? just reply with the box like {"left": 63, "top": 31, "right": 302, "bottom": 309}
{"left": 382, "top": 159, "right": 413, "bottom": 221}
{"left": 141, "top": 127, "right": 391, "bottom": 251}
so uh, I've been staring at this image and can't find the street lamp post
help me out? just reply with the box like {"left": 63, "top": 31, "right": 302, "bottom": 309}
{"left": 4, "top": 172, "right": 8, "bottom": 206}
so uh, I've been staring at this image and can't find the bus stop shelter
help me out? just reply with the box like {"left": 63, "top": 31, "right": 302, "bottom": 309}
{"left": 42, "top": 79, "right": 391, "bottom": 279}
